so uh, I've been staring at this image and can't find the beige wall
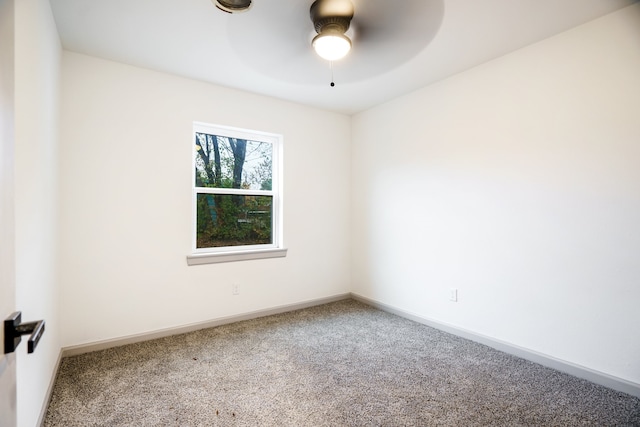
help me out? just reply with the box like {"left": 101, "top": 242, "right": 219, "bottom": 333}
{"left": 351, "top": 4, "right": 640, "bottom": 384}
{"left": 58, "top": 52, "right": 352, "bottom": 347}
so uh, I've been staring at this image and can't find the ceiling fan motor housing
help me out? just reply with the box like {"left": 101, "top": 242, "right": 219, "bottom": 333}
{"left": 313, "top": 16, "right": 351, "bottom": 34}
{"left": 310, "top": 0, "right": 354, "bottom": 34}
{"left": 213, "top": 0, "right": 252, "bottom": 14}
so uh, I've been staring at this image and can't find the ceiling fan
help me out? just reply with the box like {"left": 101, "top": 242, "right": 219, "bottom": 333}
{"left": 309, "top": 0, "right": 355, "bottom": 61}
{"left": 214, "top": 0, "right": 356, "bottom": 62}
{"left": 219, "top": 0, "right": 444, "bottom": 86}
{"left": 213, "top": 0, "right": 253, "bottom": 14}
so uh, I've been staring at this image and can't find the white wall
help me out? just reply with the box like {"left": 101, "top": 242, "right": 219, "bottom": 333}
{"left": 352, "top": 4, "right": 640, "bottom": 385}
{"left": 14, "top": 0, "right": 61, "bottom": 425}
{"left": 58, "top": 52, "right": 352, "bottom": 347}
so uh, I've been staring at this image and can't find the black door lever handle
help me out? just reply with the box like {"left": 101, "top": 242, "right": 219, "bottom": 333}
{"left": 4, "top": 312, "right": 45, "bottom": 354}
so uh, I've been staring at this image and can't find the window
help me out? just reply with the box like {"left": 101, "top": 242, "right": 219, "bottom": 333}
{"left": 187, "top": 123, "right": 286, "bottom": 265}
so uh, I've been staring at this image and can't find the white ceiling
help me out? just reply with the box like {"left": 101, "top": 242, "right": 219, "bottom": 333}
{"left": 50, "top": 0, "right": 637, "bottom": 115}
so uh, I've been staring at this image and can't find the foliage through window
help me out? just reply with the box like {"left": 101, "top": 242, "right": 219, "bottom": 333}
{"left": 193, "top": 123, "right": 282, "bottom": 253}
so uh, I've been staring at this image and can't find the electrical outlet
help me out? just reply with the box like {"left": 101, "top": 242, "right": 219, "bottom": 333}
{"left": 232, "top": 284, "right": 239, "bottom": 295}
{"left": 449, "top": 288, "right": 458, "bottom": 302}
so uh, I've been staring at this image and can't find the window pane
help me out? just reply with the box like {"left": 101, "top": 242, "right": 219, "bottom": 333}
{"left": 196, "top": 194, "right": 273, "bottom": 249}
{"left": 195, "top": 133, "right": 273, "bottom": 191}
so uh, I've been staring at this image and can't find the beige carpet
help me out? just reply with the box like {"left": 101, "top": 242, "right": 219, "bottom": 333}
{"left": 44, "top": 299, "right": 640, "bottom": 426}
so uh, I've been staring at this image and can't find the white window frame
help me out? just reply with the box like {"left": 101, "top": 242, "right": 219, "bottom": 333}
{"left": 187, "top": 122, "right": 286, "bottom": 265}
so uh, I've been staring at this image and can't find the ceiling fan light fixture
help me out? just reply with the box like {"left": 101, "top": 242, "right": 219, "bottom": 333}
{"left": 212, "top": 0, "right": 252, "bottom": 14}
{"left": 310, "top": 0, "right": 354, "bottom": 61}
{"left": 312, "top": 31, "right": 352, "bottom": 61}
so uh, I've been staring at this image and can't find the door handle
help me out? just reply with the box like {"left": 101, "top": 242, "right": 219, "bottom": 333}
{"left": 4, "top": 312, "right": 45, "bottom": 354}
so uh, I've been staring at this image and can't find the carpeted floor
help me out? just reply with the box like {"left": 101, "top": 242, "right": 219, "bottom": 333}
{"left": 44, "top": 299, "right": 640, "bottom": 426}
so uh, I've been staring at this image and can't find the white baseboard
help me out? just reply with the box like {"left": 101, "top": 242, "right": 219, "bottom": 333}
{"left": 54, "top": 292, "right": 640, "bottom": 401}
{"left": 351, "top": 293, "right": 640, "bottom": 399}
{"left": 62, "top": 293, "right": 352, "bottom": 357}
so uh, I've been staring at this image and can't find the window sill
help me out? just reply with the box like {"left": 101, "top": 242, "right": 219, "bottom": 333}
{"left": 186, "top": 248, "right": 288, "bottom": 266}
